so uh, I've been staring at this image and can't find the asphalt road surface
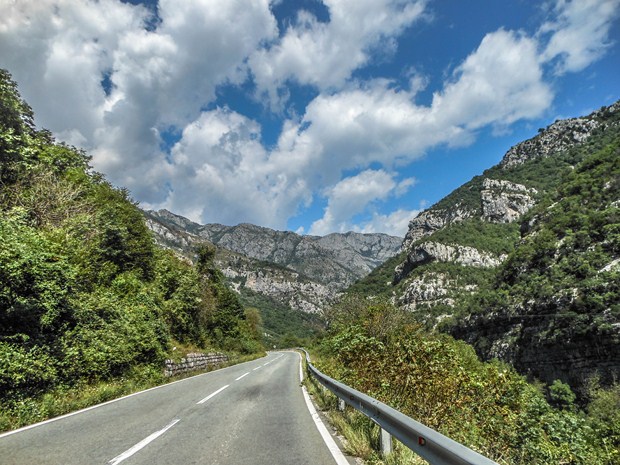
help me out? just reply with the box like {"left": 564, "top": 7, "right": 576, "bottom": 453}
{"left": 1, "top": 351, "right": 351, "bottom": 465}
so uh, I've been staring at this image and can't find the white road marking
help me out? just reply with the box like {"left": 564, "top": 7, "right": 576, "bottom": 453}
{"left": 108, "top": 419, "right": 180, "bottom": 465}
{"left": 235, "top": 372, "right": 250, "bottom": 381}
{"left": 0, "top": 355, "right": 268, "bottom": 439}
{"left": 253, "top": 366, "right": 261, "bottom": 371}
{"left": 298, "top": 353, "right": 350, "bottom": 465}
{"left": 197, "top": 384, "right": 229, "bottom": 405}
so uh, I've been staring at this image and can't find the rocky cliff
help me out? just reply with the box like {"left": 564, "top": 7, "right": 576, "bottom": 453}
{"left": 394, "top": 101, "right": 620, "bottom": 314}
{"left": 451, "top": 133, "right": 620, "bottom": 392}
{"left": 144, "top": 210, "right": 402, "bottom": 318}
{"left": 352, "top": 100, "right": 620, "bottom": 391}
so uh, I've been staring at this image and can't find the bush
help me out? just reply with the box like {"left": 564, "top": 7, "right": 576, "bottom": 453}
{"left": 317, "top": 300, "right": 612, "bottom": 464}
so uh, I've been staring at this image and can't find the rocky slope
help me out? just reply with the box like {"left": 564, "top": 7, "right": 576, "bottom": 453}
{"left": 352, "top": 100, "right": 620, "bottom": 391}
{"left": 394, "top": 101, "right": 620, "bottom": 313}
{"left": 144, "top": 210, "right": 402, "bottom": 316}
{"left": 452, "top": 133, "right": 620, "bottom": 393}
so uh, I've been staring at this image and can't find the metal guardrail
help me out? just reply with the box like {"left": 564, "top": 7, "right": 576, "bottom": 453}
{"left": 302, "top": 349, "right": 499, "bottom": 465}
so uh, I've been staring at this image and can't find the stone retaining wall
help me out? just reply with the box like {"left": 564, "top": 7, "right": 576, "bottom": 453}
{"left": 164, "top": 352, "right": 228, "bottom": 377}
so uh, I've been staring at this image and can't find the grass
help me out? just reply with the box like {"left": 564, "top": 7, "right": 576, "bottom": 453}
{"left": 301, "top": 350, "right": 430, "bottom": 465}
{"left": 0, "top": 351, "right": 265, "bottom": 433}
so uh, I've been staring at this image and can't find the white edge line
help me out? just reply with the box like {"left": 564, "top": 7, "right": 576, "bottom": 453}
{"left": 197, "top": 384, "right": 229, "bottom": 405}
{"left": 298, "top": 352, "right": 349, "bottom": 465}
{"left": 108, "top": 418, "right": 180, "bottom": 465}
{"left": 0, "top": 355, "right": 268, "bottom": 439}
{"left": 235, "top": 372, "right": 250, "bottom": 381}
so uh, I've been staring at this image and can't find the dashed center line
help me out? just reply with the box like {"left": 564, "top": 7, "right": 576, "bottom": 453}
{"left": 235, "top": 372, "right": 250, "bottom": 381}
{"left": 253, "top": 366, "right": 261, "bottom": 371}
{"left": 108, "top": 419, "right": 180, "bottom": 465}
{"left": 197, "top": 384, "right": 229, "bottom": 405}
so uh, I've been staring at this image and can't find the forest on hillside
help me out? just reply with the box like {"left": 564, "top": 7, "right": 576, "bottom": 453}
{"left": 315, "top": 298, "right": 619, "bottom": 465}
{"left": 0, "top": 69, "right": 263, "bottom": 431}
{"left": 329, "top": 103, "right": 620, "bottom": 464}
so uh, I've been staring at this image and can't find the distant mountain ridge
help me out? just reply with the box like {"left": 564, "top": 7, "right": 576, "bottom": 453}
{"left": 145, "top": 209, "right": 402, "bottom": 286}
{"left": 144, "top": 209, "right": 402, "bottom": 319}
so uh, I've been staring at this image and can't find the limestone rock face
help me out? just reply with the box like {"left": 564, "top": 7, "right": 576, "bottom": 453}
{"left": 394, "top": 241, "right": 503, "bottom": 286}
{"left": 454, "top": 310, "right": 620, "bottom": 392}
{"left": 480, "top": 178, "right": 538, "bottom": 223}
{"left": 500, "top": 101, "right": 620, "bottom": 168}
{"left": 407, "top": 241, "right": 504, "bottom": 268}
{"left": 143, "top": 209, "right": 401, "bottom": 313}
{"left": 402, "top": 205, "right": 474, "bottom": 250}
{"left": 397, "top": 272, "right": 457, "bottom": 310}
{"left": 219, "top": 256, "right": 338, "bottom": 314}
{"left": 394, "top": 103, "right": 620, "bottom": 291}
{"left": 149, "top": 215, "right": 403, "bottom": 288}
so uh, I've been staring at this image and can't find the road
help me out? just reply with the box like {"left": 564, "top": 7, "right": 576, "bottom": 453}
{"left": 1, "top": 351, "right": 351, "bottom": 465}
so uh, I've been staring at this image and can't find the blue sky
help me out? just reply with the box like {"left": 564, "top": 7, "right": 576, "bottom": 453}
{"left": 1, "top": 0, "right": 618, "bottom": 236}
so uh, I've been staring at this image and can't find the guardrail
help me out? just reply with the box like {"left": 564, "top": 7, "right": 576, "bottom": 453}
{"left": 302, "top": 349, "right": 499, "bottom": 465}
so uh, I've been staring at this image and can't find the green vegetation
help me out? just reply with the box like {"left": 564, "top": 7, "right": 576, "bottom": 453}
{"left": 350, "top": 102, "right": 620, "bottom": 388}
{"left": 419, "top": 219, "right": 520, "bottom": 256}
{"left": 332, "top": 104, "right": 620, "bottom": 463}
{"left": 347, "top": 251, "right": 407, "bottom": 298}
{"left": 0, "top": 70, "right": 264, "bottom": 431}
{"left": 433, "top": 175, "right": 486, "bottom": 213}
{"left": 314, "top": 298, "right": 619, "bottom": 464}
{"left": 444, "top": 132, "right": 620, "bottom": 390}
{"left": 237, "top": 287, "right": 322, "bottom": 347}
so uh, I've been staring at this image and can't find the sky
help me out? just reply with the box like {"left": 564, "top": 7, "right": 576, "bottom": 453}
{"left": 0, "top": 0, "right": 619, "bottom": 237}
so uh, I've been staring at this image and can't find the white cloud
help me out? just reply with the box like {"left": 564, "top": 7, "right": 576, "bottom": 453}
{"left": 0, "top": 0, "right": 277, "bottom": 204}
{"left": 160, "top": 108, "right": 312, "bottom": 227}
{"left": 272, "top": 28, "right": 553, "bottom": 189}
{"left": 431, "top": 29, "right": 553, "bottom": 130}
{"left": 0, "top": 0, "right": 148, "bottom": 146}
{"left": 309, "top": 170, "right": 414, "bottom": 235}
{"left": 540, "top": 0, "right": 620, "bottom": 73}
{"left": 358, "top": 208, "right": 421, "bottom": 236}
{"left": 249, "top": 0, "right": 427, "bottom": 106}
{"left": 0, "top": 0, "right": 617, "bottom": 236}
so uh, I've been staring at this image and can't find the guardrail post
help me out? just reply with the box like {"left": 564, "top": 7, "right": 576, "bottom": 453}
{"left": 380, "top": 428, "right": 393, "bottom": 456}
{"left": 338, "top": 399, "right": 345, "bottom": 411}
{"left": 302, "top": 348, "right": 499, "bottom": 465}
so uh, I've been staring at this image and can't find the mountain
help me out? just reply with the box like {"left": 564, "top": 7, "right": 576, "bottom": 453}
{"left": 144, "top": 209, "right": 403, "bottom": 338}
{"left": 350, "top": 100, "right": 620, "bottom": 393}
{"left": 146, "top": 209, "right": 402, "bottom": 287}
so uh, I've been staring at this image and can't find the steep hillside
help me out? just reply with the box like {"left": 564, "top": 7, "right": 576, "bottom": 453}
{"left": 0, "top": 70, "right": 262, "bottom": 430}
{"left": 146, "top": 209, "right": 402, "bottom": 287}
{"left": 451, "top": 136, "right": 620, "bottom": 392}
{"left": 350, "top": 100, "right": 620, "bottom": 391}
{"left": 144, "top": 209, "right": 402, "bottom": 336}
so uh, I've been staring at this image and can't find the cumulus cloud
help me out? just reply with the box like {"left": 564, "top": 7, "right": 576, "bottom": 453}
{"left": 249, "top": 0, "right": 427, "bottom": 105}
{"left": 160, "top": 107, "right": 311, "bottom": 227}
{"left": 432, "top": 29, "right": 553, "bottom": 130}
{"left": 540, "top": 0, "right": 620, "bottom": 73}
{"left": 309, "top": 170, "right": 414, "bottom": 235}
{"left": 0, "top": 0, "right": 147, "bottom": 145}
{"left": 0, "top": 0, "right": 617, "bottom": 236}
{"left": 270, "top": 28, "right": 552, "bottom": 188}
{"left": 0, "top": 0, "right": 276, "bottom": 204}
{"left": 358, "top": 208, "right": 421, "bottom": 236}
